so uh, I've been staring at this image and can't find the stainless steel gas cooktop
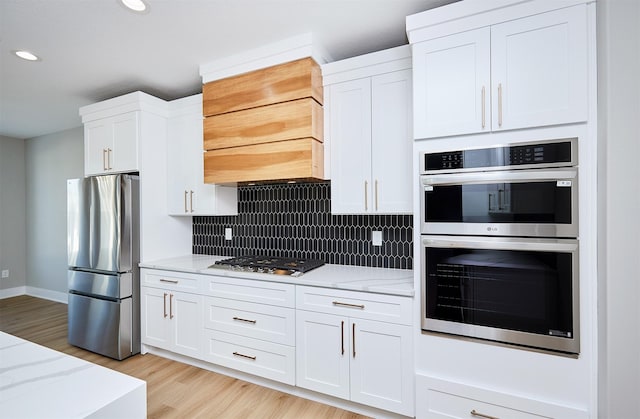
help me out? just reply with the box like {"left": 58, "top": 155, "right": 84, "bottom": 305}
{"left": 209, "top": 255, "right": 325, "bottom": 277}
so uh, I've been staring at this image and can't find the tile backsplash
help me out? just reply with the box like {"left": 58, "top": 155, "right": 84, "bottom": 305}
{"left": 193, "top": 181, "right": 413, "bottom": 269}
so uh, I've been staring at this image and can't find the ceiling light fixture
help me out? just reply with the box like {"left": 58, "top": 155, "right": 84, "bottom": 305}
{"left": 14, "top": 50, "right": 40, "bottom": 61}
{"left": 121, "top": 0, "right": 148, "bottom": 12}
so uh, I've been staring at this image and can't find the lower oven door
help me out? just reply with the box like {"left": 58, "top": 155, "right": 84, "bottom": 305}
{"left": 421, "top": 235, "right": 579, "bottom": 354}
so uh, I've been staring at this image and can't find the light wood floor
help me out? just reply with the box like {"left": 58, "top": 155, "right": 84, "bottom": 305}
{"left": 0, "top": 295, "right": 369, "bottom": 419}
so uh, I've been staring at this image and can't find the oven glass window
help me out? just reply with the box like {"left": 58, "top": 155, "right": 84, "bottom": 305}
{"left": 425, "top": 181, "right": 572, "bottom": 224}
{"left": 425, "top": 247, "right": 573, "bottom": 337}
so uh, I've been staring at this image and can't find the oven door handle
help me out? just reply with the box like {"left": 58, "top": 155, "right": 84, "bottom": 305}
{"left": 422, "top": 235, "right": 578, "bottom": 253}
{"left": 421, "top": 168, "right": 577, "bottom": 187}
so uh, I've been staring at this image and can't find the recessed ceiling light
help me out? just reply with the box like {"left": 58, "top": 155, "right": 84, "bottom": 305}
{"left": 14, "top": 50, "right": 40, "bottom": 61}
{"left": 121, "top": 0, "right": 148, "bottom": 12}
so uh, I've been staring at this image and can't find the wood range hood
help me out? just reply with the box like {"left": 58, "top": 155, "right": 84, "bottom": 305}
{"left": 202, "top": 57, "right": 324, "bottom": 185}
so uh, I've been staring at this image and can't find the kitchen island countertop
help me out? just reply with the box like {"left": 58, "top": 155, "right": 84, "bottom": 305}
{"left": 0, "top": 332, "right": 146, "bottom": 419}
{"left": 140, "top": 254, "right": 414, "bottom": 297}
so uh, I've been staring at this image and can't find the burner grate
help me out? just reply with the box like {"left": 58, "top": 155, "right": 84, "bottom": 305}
{"left": 212, "top": 255, "right": 325, "bottom": 275}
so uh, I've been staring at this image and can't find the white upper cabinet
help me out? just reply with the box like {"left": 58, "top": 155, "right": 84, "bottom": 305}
{"left": 328, "top": 78, "right": 372, "bottom": 214}
{"left": 411, "top": 4, "right": 588, "bottom": 139}
{"left": 412, "top": 27, "right": 491, "bottom": 138}
{"left": 490, "top": 5, "right": 588, "bottom": 131}
{"left": 84, "top": 111, "right": 139, "bottom": 176}
{"left": 370, "top": 70, "right": 413, "bottom": 213}
{"left": 324, "top": 46, "right": 412, "bottom": 214}
{"left": 166, "top": 94, "right": 237, "bottom": 216}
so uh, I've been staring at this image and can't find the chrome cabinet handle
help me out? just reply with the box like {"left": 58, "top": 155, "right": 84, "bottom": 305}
{"left": 233, "top": 316, "right": 257, "bottom": 324}
{"left": 102, "top": 149, "right": 108, "bottom": 170}
{"left": 471, "top": 409, "right": 499, "bottom": 419}
{"left": 163, "top": 293, "right": 167, "bottom": 318}
{"left": 189, "top": 190, "right": 194, "bottom": 213}
{"left": 481, "top": 86, "right": 486, "bottom": 129}
{"left": 169, "top": 294, "right": 174, "bottom": 319}
{"left": 107, "top": 148, "right": 112, "bottom": 169}
{"left": 341, "top": 321, "right": 345, "bottom": 355}
{"left": 160, "top": 279, "right": 179, "bottom": 284}
{"left": 352, "top": 323, "right": 356, "bottom": 358}
{"left": 332, "top": 301, "right": 365, "bottom": 309}
{"left": 498, "top": 83, "right": 503, "bottom": 127}
{"left": 184, "top": 190, "right": 188, "bottom": 213}
{"left": 364, "top": 181, "right": 368, "bottom": 211}
{"left": 233, "top": 351, "right": 256, "bottom": 360}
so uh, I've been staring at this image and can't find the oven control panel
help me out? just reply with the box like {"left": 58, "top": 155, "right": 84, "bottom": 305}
{"left": 423, "top": 138, "right": 576, "bottom": 173}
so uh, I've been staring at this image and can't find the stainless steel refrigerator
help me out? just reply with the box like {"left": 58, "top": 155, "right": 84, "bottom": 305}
{"left": 67, "top": 174, "right": 140, "bottom": 360}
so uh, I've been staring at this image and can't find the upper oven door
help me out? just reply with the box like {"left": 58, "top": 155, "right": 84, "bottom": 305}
{"left": 420, "top": 168, "right": 578, "bottom": 237}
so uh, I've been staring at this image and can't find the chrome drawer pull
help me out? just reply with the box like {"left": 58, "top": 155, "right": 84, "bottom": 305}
{"left": 160, "top": 279, "right": 179, "bottom": 284}
{"left": 471, "top": 409, "right": 499, "bottom": 419}
{"left": 233, "top": 316, "right": 257, "bottom": 324}
{"left": 233, "top": 351, "right": 256, "bottom": 361}
{"left": 332, "top": 301, "right": 365, "bottom": 309}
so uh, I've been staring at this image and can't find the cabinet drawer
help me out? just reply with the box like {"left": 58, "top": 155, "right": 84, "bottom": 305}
{"left": 202, "top": 275, "right": 295, "bottom": 308}
{"left": 296, "top": 285, "right": 412, "bottom": 325}
{"left": 204, "top": 297, "right": 295, "bottom": 346}
{"left": 417, "top": 375, "right": 588, "bottom": 419}
{"left": 202, "top": 329, "right": 295, "bottom": 385}
{"left": 427, "top": 390, "right": 545, "bottom": 419}
{"left": 141, "top": 269, "right": 200, "bottom": 292}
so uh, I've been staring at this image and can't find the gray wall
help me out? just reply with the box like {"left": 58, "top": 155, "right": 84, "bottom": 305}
{"left": 0, "top": 136, "right": 27, "bottom": 292}
{"left": 597, "top": 0, "right": 640, "bottom": 417}
{"left": 25, "top": 127, "right": 83, "bottom": 298}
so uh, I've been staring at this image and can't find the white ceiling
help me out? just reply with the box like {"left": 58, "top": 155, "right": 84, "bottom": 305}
{"left": 0, "top": 0, "right": 455, "bottom": 140}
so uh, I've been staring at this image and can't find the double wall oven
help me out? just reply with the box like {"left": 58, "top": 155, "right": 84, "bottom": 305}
{"left": 419, "top": 138, "right": 580, "bottom": 354}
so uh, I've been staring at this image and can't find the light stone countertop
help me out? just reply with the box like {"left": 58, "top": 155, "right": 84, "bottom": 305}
{"left": 139, "top": 254, "right": 414, "bottom": 297}
{"left": 0, "top": 332, "right": 146, "bottom": 419}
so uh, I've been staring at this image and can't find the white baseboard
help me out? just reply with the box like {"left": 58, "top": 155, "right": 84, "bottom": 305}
{"left": 0, "top": 286, "right": 27, "bottom": 299}
{"left": 26, "top": 287, "right": 68, "bottom": 304}
{"left": 0, "top": 286, "right": 67, "bottom": 304}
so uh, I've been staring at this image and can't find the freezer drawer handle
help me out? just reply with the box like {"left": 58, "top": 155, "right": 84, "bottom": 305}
{"left": 233, "top": 351, "right": 256, "bottom": 361}
{"left": 332, "top": 301, "right": 365, "bottom": 309}
{"left": 233, "top": 316, "right": 257, "bottom": 324}
{"left": 160, "top": 279, "right": 179, "bottom": 284}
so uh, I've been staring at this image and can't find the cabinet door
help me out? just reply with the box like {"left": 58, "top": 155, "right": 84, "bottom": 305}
{"left": 412, "top": 27, "right": 490, "bottom": 138}
{"left": 350, "top": 319, "right": 414, "bottom": 417}
{"left": 296, "top": 310, "right": 350, "bottom": 399}
{"left": 170, "top": 291, "right": 202, "bottom": 357}
{"left": 167, "top": 101, "right": 237, "bottom": 216}
{"left": 140, "top": 287, "right": 170, "bottom": 350}
{"left": 110, "top": 112, "right": 139, "bottom": 172}
{"left": 371, "top": 70, "right": 413, "bottom": 213}
{"left": 491, "top": 5, "right": 588, "bottom": 131}
{"left": 167, "top": 111, "right": 199, "bottom": 215}
{"left": 329, "top": 78, "right": 372, "bottom": 214}
{"left": 84, "top": 119, "right": 113, "bottom": 176}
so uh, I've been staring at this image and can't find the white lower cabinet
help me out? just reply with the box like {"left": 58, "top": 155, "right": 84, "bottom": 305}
{"left": 416, "top": 375, "right": 588, "bottom": 419}
{"left": 140, "top": 287, "right": 202, "bottom": 359}
{"left": 201, "top": 279, "right": 296, "bottom": 385}
{"left": 296, "top": 286, "right": 414, "bottom": 417}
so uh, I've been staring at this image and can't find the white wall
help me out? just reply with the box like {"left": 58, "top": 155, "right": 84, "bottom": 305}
{"left": 24, "top": 127, "right": 84, "bottom": 301}
{"left": 597, "top": 0, "right": 640, "bottom": 417}
{"left": 0, "top": 136, "right": 27, "bottom": 295}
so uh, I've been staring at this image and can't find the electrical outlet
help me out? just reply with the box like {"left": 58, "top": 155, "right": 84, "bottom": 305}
{"left": 225, "top": 227, "right": 233, "bottom": 241}
{"left": 372, "top": 230, "right": 383, "bottom": 247}
{"left": 1, "top": 270, "right": 9, "bottom": 279}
